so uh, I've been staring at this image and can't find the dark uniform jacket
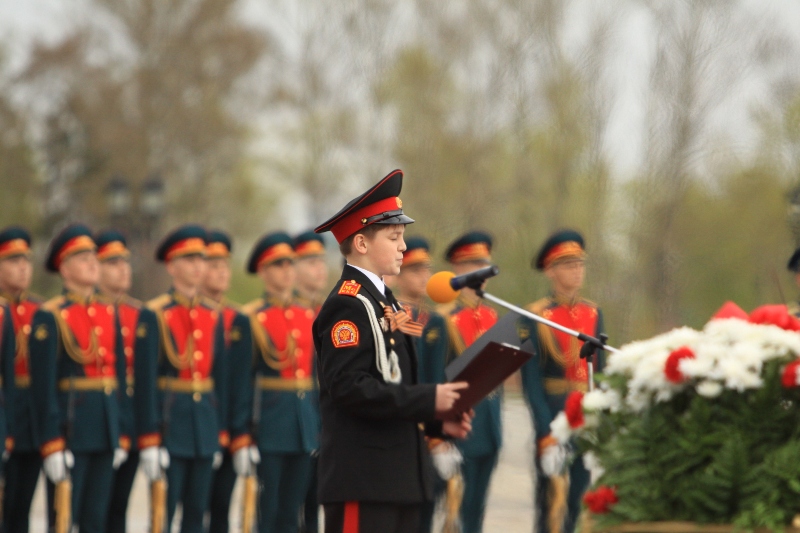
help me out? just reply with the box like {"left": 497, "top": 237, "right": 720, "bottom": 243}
{"left": 133, "top": 290, "right": 227, "bottom": 458}
{"left": 0, "top": 301, "right": 16, "bottom": 462}
{"left": 312, "top": 265, "right": 440, "bottom": 504}
{"left": 218, "top": 301, "right": 253, "bottom": 453}
{"left": 3, "top": 292, "right": 39, "bottom": 453}
{"left": 29, "top": 292, "right": 127, "bottom": 455}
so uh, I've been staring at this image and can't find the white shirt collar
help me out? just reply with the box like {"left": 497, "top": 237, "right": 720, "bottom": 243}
{"left": 347, "top": 263, "right": 386, "bottom": 297}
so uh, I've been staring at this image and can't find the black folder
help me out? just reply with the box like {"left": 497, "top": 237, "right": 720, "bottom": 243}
{"left": 444, "top": 312, "right": 533, "bottom": 412}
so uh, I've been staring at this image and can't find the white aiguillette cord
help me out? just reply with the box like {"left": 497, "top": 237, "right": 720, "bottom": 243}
{"left": 355, "top": 294, "right": 402, "bottom": 384}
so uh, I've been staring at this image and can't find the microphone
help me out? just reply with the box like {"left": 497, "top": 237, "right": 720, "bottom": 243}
{"left": 449, "top": 265, "right": 499, "bottom": 291}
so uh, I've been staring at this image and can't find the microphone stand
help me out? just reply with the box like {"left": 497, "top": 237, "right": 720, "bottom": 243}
{"left": 468, "top": 282, "right": 619, "bottom": 392}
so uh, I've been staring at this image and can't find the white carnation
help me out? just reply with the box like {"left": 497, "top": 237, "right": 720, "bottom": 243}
{"left": 696, "top": 380, "right": 723, "bottom": 398}
{"left": 582, "top": 389, "right": 621, "bottom": 412}
{"left": 550, "top": 412, "right": 572, "bottom": 445}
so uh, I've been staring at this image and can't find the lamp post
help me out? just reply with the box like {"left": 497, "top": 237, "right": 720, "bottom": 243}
{"left": 105, "top": 174, "right": 167, "bottom": 298}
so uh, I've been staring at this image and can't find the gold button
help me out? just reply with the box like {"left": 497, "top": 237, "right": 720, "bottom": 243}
{"left": 121, "top": 326, "right": 130, "bottom": 337}
{"left": 295, "top": 348, "right": 303, "bottom": 357}
{"left": 17, "top": 305, "right": 25, "bottom": 315}
{"left": 190, "top": 310, "right": 198, "bottom": 319}
{"left": 107, "top": 306, "right": 114, "bottom": 314}
{"left": 291, "top": 329, "right": 301, "bottom": 339}
{"left": 297, "top": 391, "right": 306, "bottom": 400}
{"left": 104, "top": 386, "right": 112, "bottom": 395}
{"left": 296, "top": 369, "right": 306, "bottom": 378}
{"left": 95, "top": 326, "right": 103, "bottom": 335}
{"left": 193, "top": 392, "right": 201, "bottom": 402}
{"left": 285, "top": 309, "right": 294, "bottom": 319}
{"left": 194, "top": 350, "right": 203, "bottom": 360}
{"left": 23, "top": 324, "right": 31, "bottom": 335}
{"left": 390, "top": 338, "right": 395, "bottom": 346}
{"left": 257, "top": 312, "right": 266, "bottom": 322}
{"left": 87, "top": 307, "right": 96, "bottom": 316}
{"left": 61, "top": 310, "right": 69, "bottom": 319}
{"left": 193, "top": 329, "right": 202, "bottom": 339}
{"left": 127, "top": 387, "right": 134, "bottom": 397}
{"left": 125, "top": 347, "right": 133, "bottom": 356}
{"left": 305, "top": 310, "right": 314, "bottom": 319}
{"left": 193, "top": 371, "right": 202, "bottom": 379}
{"left": 98, "top": 347, "right": 107, "bottom": 356}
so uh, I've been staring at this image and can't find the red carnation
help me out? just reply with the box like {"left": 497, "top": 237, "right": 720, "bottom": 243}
{"left": 749, "top": 305, "right": 800, "bottom": 332}
{"left": 564, "top": 391, "right": 585, "bottom": 429}
{"left": 583, "top": 485, "right": 619, "bottom": 514}
{"left": 782, "top": 360, "right": 800, "bottom": 388}
{"left": 664, "top": 347, "right": 695, "bottom": 384}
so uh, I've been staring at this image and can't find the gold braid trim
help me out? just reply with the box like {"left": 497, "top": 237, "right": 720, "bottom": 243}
{"left": 249, "top": 313, "right": 296, "bottom": 371}
{"left": 47, "top": 301, "right": 100, "bottom": 365}
{"left": 526, "top": 299, "right": 573, "bottom": 369}
{"left": 444, "top": 313, "right": 467, "bottom": 363}
{"left": 154, "top": 308, "right": 194, "bottom": 371}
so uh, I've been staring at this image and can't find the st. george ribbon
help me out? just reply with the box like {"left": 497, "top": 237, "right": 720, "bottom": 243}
{"left": 425, "top": 266, "right": 619, "bottom": 391}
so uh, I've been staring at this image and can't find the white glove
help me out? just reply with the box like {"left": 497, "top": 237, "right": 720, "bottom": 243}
{"left": 140, "top": 446, "right": 169, "bottom": 481}
{"left": 540, "top": 444, "right": 568, "bottom": 477}
{"left": 212, "top": 451, "right": 223, "bottom": 470}
{"left": 430, "top": 441, "right": 463, "bottom": 481}
{"left": 112, "top": 448, "right": 128, "bottom": 470}
{"left": 43, "top": 450, "right": 75, "bottom": 483}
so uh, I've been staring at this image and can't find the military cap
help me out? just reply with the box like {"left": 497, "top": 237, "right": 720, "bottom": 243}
{"left": 445, "top": 231, "right": 492, "bottom": 264}
{"left": 788, "top": 248, "right": 800, "bottom": 273}
{"left": 155, "top": 224, "right": 207, "bottom": 262}
{"left": 95, "top": 229, "right": 130, "bottom": 262}
{"left": 402, "top": 236, "right": 432, "bottom": 267}
{"left": 534, "top": 229, "right": 585, "bottom": 271}
{"left": 0, "top": 226, "right": 32, "bottom": 260}
{"left": 314, "top": 169, "right": 414, "bottom": 243}
{"left": 206, "top": 229, "right": 233, "bottom": 259}
{"left": 45, "top": 223, "right": 96, "bottom": 273}
{"left": 293, "top": 230, "right": 326, "bottom": 259}
{"left": 247, "top": 231, "right": 295, "bottom": 273}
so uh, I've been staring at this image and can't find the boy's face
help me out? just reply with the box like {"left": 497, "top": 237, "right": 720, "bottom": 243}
{"left": 166, "top": 254, "right": 207, "bottom": 290}
{"left": 99, "top": 257, "right": 132, "bottom": 294}
{"left": 259, "top": 258, "right": 296, "bottom": 294}
{"left": 0, "top": 255, "right": 32, "bottom": 294}
{"left": 397, "top": 262, "right": 432, "bottom": 300}
{"left": 295, "top": 256, "right": 328, "bottom": 294}
{"left": 366, "top": 225, "right": 406, "bottom": 277}
{"left": 203, "top": 257, "right": 231, "bottom": 295}
{"left": 60, "top": 250, "right": 100, "bottom": 288}
{"left": 545, "top": 257, "right": 585, "bottom": 293}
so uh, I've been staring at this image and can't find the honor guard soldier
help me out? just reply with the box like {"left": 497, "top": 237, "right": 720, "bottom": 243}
{"left": 133, "top": 225, "right": 228, "bottom": 533}
{"left": 242, "top": 231, "right": 316, "bottom": 533}
{"left": 518, "top": 230, "right": 606, "bottom": 533}
{"left": 204, "top": 230, "right": 258, "bottom": 533}
{"left": 312, "top": 169, "right": 472, "bottom": 533}
{"left": 29, "top": 224, "right": 129, "bottom": 533}
{"left": 787, "top": 248, "right": 800, "bottom": 318}
{"left": 293, "top": 230, "right": 328, "bottom": 533}
{"left": 418, "top": 231, "right": 501, "bottom": 533}
{"left": 393, "top": 236, "right": 433, "bottom": 344}
{"left": 94, "top": 230, "right": 139, "bottom": 533}
{"left": 0, "top": 226, "right": 43, "bottom": 533}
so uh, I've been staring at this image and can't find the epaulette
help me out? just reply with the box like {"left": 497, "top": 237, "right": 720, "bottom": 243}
{"left": 526, "top": 297, "right": 553, "bottom": 316}
{"left": 580, "top": 298, "right": 599, "bottom": 309}
{"left": 146, "top": 294, "right": 172, "bottom": 312}
{"left": 241, "top": 298, "right": 265, "bottom": 316}
{"left": 41, "top": 295, "right": 66, "bottom": 313}
{"left": 337, "top": 280, "right": 362, "bottom": 297}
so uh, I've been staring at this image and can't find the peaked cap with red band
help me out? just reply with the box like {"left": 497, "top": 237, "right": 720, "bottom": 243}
{"left": 155, "top": 224, "right": 207, "bottom": 262}
{"left": 95, "top": 229, "right": 130, "bottom": 262}
{"left": 534, "top": 229, "right": 585, "bottom": 270}
{"left": 445, "top": 231, "right": 492, "bottom": 265}
{"left": 402, "top": 236, "right": 432, "bottom": 267}
{"left": 247, "top": 231, "right": 295, "bottom": 273}
{"left": 313, "top": 169, "right": 414, "bottom": 243}
{"left": 206, "top": 229, "right": 233, "bottom": 259}
{"left": 0, "top": 226, "right": 32, "bottom": 260}
{"left": 293, "top": 230, "right": 326, "bottom": 258}
{"left": 45, "top": 223, "right": 96, "bottom": 272}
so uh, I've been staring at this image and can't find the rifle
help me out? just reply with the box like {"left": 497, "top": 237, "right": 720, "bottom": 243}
{"left": 55, "top": 377, "right": 76, "bottom": 533}
{"left": 241, "top": 376, "right": 261, "bottom": 533}
{"left": 151, "top": 387, "right": 173, "bottom": 533}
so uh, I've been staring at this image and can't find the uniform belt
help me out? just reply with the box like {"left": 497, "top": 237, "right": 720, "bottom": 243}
{"left": 157, "top": 377, "right": 214, "bottom": 393}
{"left": 15, "top": 376, "right": 30, "bottom": 388}
{"left": 256, "top": 377, "right": 313, "bottom": 391}
{"left": 57, "top": 377, "right": 118, "bottom": 392}
{"left": 544, "top": 378, "right": 588, "bottom": 394}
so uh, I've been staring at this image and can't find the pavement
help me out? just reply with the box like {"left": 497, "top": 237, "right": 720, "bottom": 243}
{"left": 29, "top": 396, "right": 537, "bottom": 532}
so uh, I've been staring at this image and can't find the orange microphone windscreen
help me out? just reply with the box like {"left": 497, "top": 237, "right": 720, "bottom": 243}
{"left": 426, "top": 271, "right": 459, "bottom": 304}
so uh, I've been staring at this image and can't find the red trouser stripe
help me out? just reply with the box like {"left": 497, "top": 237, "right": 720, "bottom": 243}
{"left": 343, "top": 501, "right": 359, "bottom": 533}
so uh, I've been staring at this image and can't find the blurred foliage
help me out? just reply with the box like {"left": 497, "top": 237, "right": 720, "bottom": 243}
{"left": 0, "top": 0, "right": 799, "bottom": 342}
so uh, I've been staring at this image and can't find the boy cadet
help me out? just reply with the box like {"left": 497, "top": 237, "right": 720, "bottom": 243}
{"left": 418, "top": 231, "right": 501, "bottom": 533}
{"left": 519, "top": 230, "right": 606, "bottom": 533}
{"left": 204, "top": 230, "right": 257, "bottom": 533}
{"left": 0, "top": 227, "right": 42, "bottom": 533}
{"left": 29, "top": 224, "right": 129, "bottom": 533}
{"left": 243, "top": 231, "right": 316, "bottom": 533}
{"left": 134, "top": 224, "right": 228, "bottom": 533}
{"left": 312, "top": 169, "right": 472, "bottom": 533}
{"left": 292, "top": 230, "right": 328, "bottom": 533}
{"left": 94, "top": 230, "right": 141, "bottom": 533}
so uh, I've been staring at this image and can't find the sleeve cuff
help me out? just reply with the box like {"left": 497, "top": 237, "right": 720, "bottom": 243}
{"left": 229, "top": 434, "right": 252, "bottom": 453}
{"left": 119, "top": 435, "right": 131, "bottom": 451}
{"left": 137, "top": 433, "right": 161, "bottom": 449}
{"left": 40, "top": 437, "right": 65, "bottom": 457}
